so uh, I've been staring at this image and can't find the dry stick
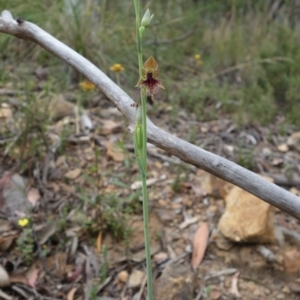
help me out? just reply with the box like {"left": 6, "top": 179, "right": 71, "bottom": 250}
{"left": 1, "top": 10, "right": 300, "bottom": 220}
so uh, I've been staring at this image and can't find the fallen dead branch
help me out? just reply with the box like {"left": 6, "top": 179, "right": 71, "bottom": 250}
{"left": 0, "top": 10, "right": 300, "bottom": 220}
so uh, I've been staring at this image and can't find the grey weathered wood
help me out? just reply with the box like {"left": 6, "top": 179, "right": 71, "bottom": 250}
{"left": 1, "top": 10, "right": 300, "bottom": 220}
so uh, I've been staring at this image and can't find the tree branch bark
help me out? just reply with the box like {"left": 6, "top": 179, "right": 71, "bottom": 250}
{"left": 1, "top": 10, "right": 300, "bottom": 220}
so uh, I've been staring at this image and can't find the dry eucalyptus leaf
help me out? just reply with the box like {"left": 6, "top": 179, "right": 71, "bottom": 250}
{"left": 27, "top": 188, "right": 40, "bottom": 206}
{"left": 64, "top": 168, "right": 82, "bottom": 180}
{"left": 27, "top": 267, "right": 39, "bottom": 288}
{"left": 100, "top": 120, "right": 122, "bottom": 135}
{"left": 96, "top": 231, "right": 102, "bottom": 253}
{"left": 230, "top": 272, "right": 241, "bottom": 298}
{"left": 67, "top": 287, "right": 78, "bottom": 300}
{"left": 105, "top": 141, "right": 125, "bottom": 162}
{"left": 191, "top": 222, "right": 209, "bottom": 271}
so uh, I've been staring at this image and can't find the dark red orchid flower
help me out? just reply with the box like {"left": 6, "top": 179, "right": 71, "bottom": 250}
{"left": 136, "top": 56, "right": 164, "bottom": 103}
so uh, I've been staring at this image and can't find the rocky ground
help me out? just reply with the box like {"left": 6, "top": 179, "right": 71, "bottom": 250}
{"left": 1, "top": 64, "right": 300, "bottom": 299}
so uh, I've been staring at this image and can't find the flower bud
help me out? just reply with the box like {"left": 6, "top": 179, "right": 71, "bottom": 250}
{"left": 141, "top": 8, "right": 154, "bottom": 27}
{"left": 135, "top": 105, "right": 142, "bottom": 126}
{"left": 135, "top": 125, "right": 143, "bottom": 151}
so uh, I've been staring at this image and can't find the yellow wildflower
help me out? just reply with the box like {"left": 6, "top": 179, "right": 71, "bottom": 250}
{"left": 18, "top": 218, "right": 29, "bottom": 227}
{"left": 79, "top": 81, "right": 96, "bottom": 91}
{"left": 110, "top": 63, "right": 124, "bottom": 72}
{"left": 194, "top": 54, "right": 203, "bottom": 66}
{"left": 194, "top": 54, "right": 201, "bottom": 60}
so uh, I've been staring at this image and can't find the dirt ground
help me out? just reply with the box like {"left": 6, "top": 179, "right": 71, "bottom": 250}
{"left": 1, "top": 65, "right": 300, "bottom": 299}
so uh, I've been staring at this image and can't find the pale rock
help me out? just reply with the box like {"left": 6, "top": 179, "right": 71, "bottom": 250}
{"left": 287, "top": 132, "right": 300, "bottom": 152}
{"left": 128, "top": 270, "right": 145, "bottom": 288}
{"left": 117, "top": 270, "right": 129, "bottom": 283}
{"left": 281, "top": 285, "right": 291, "bottom": 294}
{"left": 218, "top": 179, "right": 275, "bottom": 243}
{"left": 283, "top": 248, "right": 300, "bottom": 273}
{"left": 153, "top": 252, "right": 168, "bottom": 264}
{"left": 0, "top": 103, "right": 12, "bottom": 118}
{"left": 48, "top": 94, "right": 75, "bottom": 120}
{"left": 277, "top": 143, "right": 288, "bottom": 152}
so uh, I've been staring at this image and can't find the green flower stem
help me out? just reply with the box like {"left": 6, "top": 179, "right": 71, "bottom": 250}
{"left": 133, "top": 1, "right": 154, "bottom": 299}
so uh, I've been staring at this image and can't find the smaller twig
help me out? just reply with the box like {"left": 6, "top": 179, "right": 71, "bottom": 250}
{"left": 194, "top": 287, "right": 203, "bottom": 300}
{"left": 95, "top": 276, "right": 112, "bottom": 294}
{"left": 136, "top": 274, "right": 147, "bottom": 300}
{"left": 280, "top": 226, "right": 300, "bottom": 244}
{"left": 160, "top": 251, "right": 191, "bottom": 269}
{"left": 0, "top": 289, "right": 13, "bottom": 300}
{"left": 256, "top": 245, "right": 276, "bottom": 262}
{"left": 204, "top": 268, "right": 238, "bottom": 281}
{"left": 179, "top": 216, "right": 200, "bottom": 230}
{"left": 0, "top": 89, "right": 23, "bottom": 95}
{"left": 11, "top": 285, "right": 32, "bottom": 299}
{"left": 263, "top": 173, "right": 300, "bottom": 187}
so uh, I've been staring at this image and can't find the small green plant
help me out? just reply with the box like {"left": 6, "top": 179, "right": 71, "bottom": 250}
{"left": 237, "top": 147, "right": 255, "bottom": 170}
{"left": 16, "top": 228, "right": 35, "bottom": 265}
{"left": 188, "top": 124, "right": 197, "bottom": 144}
{"left": 6, "top": 83, "right": 51, "bottom": 172}
{"left": 172, "top": 174, "right": 183, "bottom": 193}
{"left": 99, "top": 244, "right": 108, "bottom": 283}
{"left": 88, "top": 286, "right": 98, "bottom": 300}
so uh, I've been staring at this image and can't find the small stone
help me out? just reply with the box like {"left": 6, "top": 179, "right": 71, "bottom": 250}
{"left": 287, "top": 132, "right": 300, "bottom": 152}
{"left": 158, "top": 199, "right": 167, "bottom": 207}
{"left": 154, "top": 252, "right": 168, "bottom": 264}
{"left": 209, "top": 205, "right": 218, "bottom": 213}
{"left": 118, "top": 270, "right": 129, "bottom": 283}
{"left": 262, "top": 148, "right": 272, "bottom": 158}
{"left": 171, "top": 202, "right": 181, "bottom": 210}
{"left": 284, "top": 249, "right": 300, "bottom": 273}
{"left": 49, "top": 94, "right": 75, "bottom": 120}
{"left": 277, "top": 143, "right": 288, "bottom": 152}
{"left": 128, "top": 270, "right": 145, "bottom": 288}
{"left": 281, "top": 285, "right": 290, "bottom": 294}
